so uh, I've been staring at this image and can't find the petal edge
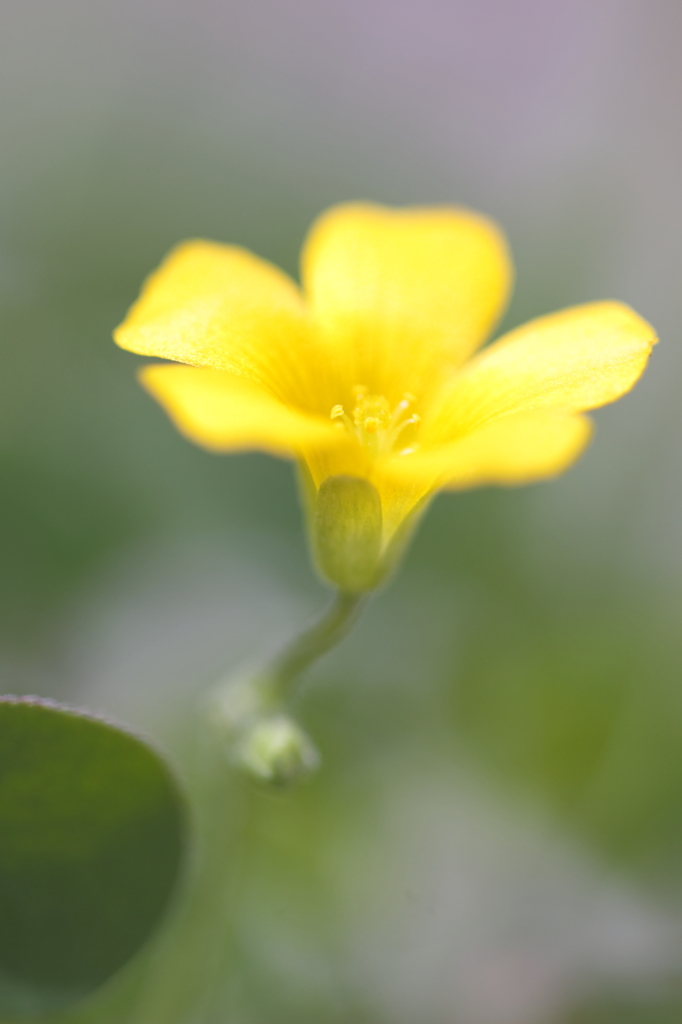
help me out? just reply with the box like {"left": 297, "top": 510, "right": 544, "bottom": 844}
{"left": 426, "top": 301, "right": 656, "bottom": 444}
{"left": 115, "top": 241, "right": 312, "bottom": 402}
{"left": 140, "top": 364, "right": 340, "bottom": 456}
{"left": 387, "top": 410, "right": 593, "bottom": 490}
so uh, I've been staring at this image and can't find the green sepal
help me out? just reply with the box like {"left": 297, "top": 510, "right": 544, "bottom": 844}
{"left": 313, "top": 475, "right": 383, "bottom": 593}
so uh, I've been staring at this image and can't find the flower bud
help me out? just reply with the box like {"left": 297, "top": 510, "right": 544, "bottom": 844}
{"left": 236, "top": 714, "right": 321, "bottom": 787}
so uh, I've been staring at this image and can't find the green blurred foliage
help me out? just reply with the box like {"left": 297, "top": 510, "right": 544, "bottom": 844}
{"left": 0, "top": 698, "right": 185, "bottom": 1016}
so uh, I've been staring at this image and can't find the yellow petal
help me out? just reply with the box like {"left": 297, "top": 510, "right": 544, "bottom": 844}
{"left": 301, "top": 202, "right": 513, "bottom": 403}
{"left": 115, "top": 241, "right": 313, "bottom": 403}
{"left": 139, "top": 364, "right": 340, "bottom": 456}
{"left": 387, "top": 410, "right": 593, "bottom": 491}
{"left": 426, "top": 301, "right": 656, "bottom": 443}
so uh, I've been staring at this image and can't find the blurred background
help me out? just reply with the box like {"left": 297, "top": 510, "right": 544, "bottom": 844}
{"left": 2, "top": 1, "right": 682, "bottom": 1021}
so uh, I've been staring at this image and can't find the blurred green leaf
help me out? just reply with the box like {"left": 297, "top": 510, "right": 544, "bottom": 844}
{"left": 0, "top": 697, "right": 187, "bottom": 1015}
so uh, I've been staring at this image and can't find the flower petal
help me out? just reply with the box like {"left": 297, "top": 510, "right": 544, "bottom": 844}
{"left": 426, "top": 301, "right": 656, "bottom": 443}
{"left": 115, "top": 241, "right": 313, "bottom": 403}
{"left": 387, "top": 410, "right": 592, "bottom": 491}
{"left": 139, "top": 364, "right": 340, "bottom": 456}
{"left": 301, "top": 202, "right": 513, "bottom": 402}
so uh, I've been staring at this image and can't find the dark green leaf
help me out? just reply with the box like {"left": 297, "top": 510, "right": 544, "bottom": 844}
{"left": 0, "top": 696, "right": 187, "bottom": 1015}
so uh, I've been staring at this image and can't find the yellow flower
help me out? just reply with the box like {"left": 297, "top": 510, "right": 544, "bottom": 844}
{"left": 114, "top": 203, "right": 656, "bottom": 591}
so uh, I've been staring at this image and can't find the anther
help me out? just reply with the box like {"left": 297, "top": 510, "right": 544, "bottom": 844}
{"left": 330, "top": 405, "right": 345, "bottom": 420}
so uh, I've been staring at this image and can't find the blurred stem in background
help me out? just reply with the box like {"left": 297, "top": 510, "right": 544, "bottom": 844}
{"left": 208, "top": 590, "right": 367, "bottom": 786}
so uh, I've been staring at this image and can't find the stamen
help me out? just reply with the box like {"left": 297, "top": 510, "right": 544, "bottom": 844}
{"left": 329, "top": 387, "right": 421, "bottom": 457}
{"left": 395, "top": 413, "right": 420, "bottom": 437}
{"left": 388, "top": 392, "right": 415, "bottom": 430}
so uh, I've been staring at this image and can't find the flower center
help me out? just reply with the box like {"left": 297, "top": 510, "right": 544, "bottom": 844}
{"left": 330, "top": 386, "right": 420, "bottom": 457}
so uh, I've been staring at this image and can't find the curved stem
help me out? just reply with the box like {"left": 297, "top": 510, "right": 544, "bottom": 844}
{"left": 265, "top": 590, "right": 366, "bottom": 704}
{"left": 208, "top": 590, "right": 368, "bottom": 784}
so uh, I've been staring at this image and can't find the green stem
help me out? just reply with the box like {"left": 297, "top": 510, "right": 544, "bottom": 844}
{"left": 265, "top": 590, "right": 366, "bottom": 704}
{"left": 208, "top": 590, "right": 368, "bottom": 785}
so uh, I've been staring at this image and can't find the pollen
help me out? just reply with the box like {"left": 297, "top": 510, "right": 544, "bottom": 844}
{"left": 329, "top": 388, "right": 420, "bottom": 456}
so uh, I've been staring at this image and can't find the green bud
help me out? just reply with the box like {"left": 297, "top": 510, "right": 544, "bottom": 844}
{"left": 313, "top": 475, "right": 383, "bottom": 592}
{"left": 236, "top": 715, "right": 321, "bottom": 787}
